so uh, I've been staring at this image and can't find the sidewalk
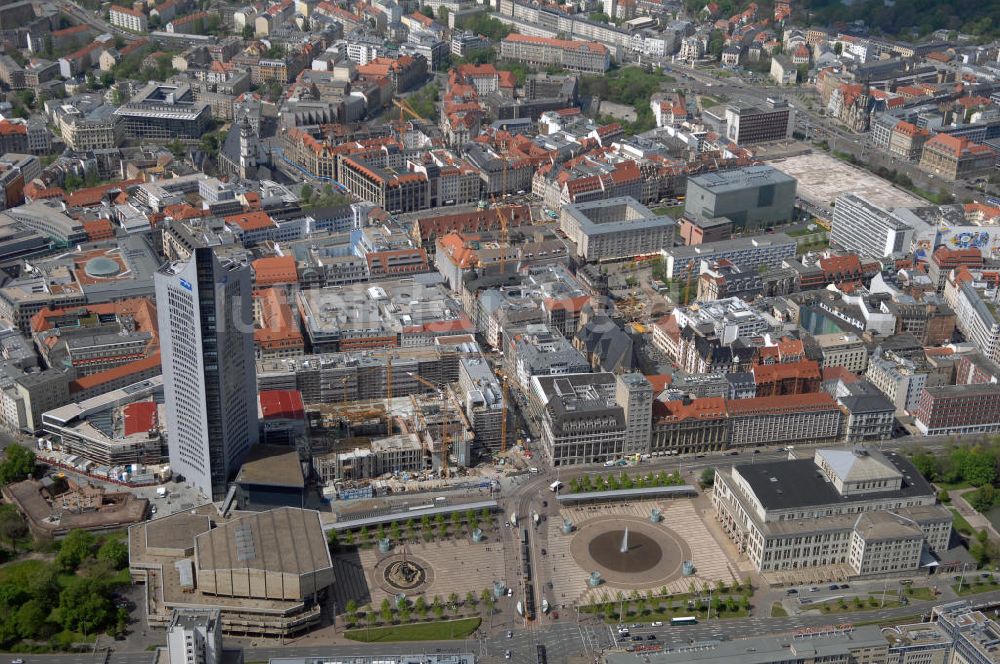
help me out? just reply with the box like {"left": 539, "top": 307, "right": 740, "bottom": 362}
{"left": 949, "top": 489, "right": 1000, "bottom": 542}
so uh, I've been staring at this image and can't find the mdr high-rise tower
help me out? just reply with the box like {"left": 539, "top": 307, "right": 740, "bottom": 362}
{"left": 155, "top": 246, "right": 258, "bottom": 500}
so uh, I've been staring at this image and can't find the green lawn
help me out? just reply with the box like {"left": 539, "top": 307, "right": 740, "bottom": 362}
{"left": 0, "top": 558, "right": 48, "bottom": 584}
{"left": 652, "top": 206, "right": 686, "bottom": 218}
{"left": 950, "top": 508, "right": 975, "bottom": 536}
{"left": 771, "top": 602, "right": 788, "bottom": 617}
{"left": 787, "top": 227, "right": 825, "bottom": 237}
{"left": 344, "top": 617, "right": 481, "bottom": 642}
{"left": 699, "top": 96, "right": 719, "bottom": 107}
{"left": 903, "top": 586, "right": 938, "bottom": 601}
{"left": 808, "top": 595, "right": 902, "bottom": 614}
{"left": 936, "top": 481, "right": 972, "bottom": 491}
{"left": 952, "top": 579, "right": 1000, "bottom": 596}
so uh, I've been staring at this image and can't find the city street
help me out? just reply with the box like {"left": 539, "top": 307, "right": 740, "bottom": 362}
{"left": 8, "top": 589, "right": 1000, "bottom": 664}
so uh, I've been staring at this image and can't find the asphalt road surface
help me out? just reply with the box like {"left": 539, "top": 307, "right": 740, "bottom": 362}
{"left": 7, "top": 591, "right": 1000, "bottom": 664}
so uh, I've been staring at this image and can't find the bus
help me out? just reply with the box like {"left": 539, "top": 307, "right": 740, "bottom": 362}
{"left": 671, "top": 616, "right": 698, "bottom": 626}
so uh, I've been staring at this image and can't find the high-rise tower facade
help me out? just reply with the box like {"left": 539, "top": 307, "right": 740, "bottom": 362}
{"left": 155, "top": 247, "right": 258, "bottom": 499}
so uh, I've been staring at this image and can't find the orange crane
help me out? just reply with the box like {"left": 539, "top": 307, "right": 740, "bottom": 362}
{"left": 500, "top": 374, "right": 509, "bottom": 454}
{"left": 406, "top": 372, "right": 454, "bottom": 478}
{"left": 385, "top": 351, "right": 393, "bottom": 435}
{"left": 490, "top": 194, "right": 510, "bottom": 274}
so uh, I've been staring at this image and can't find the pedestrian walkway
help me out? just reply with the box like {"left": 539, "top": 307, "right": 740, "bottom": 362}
{"left": 359, "top": 539, "right": 506, "bottom": 607}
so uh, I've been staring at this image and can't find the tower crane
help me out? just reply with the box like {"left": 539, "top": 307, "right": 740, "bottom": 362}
{"left": 385, "top": 350, "right": 393, "bottom": 435}
{"left": 406, "top": 372, "right": 454, "bottom": 478}
{"left": 500, "top": 373, "right": 509, "bottom": 454}
{"left": 490, "top": 194, "right": 510, "bottom": 275}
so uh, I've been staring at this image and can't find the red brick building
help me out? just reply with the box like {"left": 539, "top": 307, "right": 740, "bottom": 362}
{"left": 914, "top": 383, "right": 1000, "bottom": 435}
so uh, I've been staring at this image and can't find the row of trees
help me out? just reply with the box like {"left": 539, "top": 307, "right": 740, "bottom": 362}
{"left": 344, "top": 589, "right": 495, "bottom": 627}
{"left": 580, "top": 67, "right": 670, "bottom": 135}
{"left": 568, "top": 470, "right": 685, "bottom": 493}
{"left": 454, "top": 13, "right": 512, "bottom": 41}
{"left": 586, "top": 578, "right": 753, "bottom": 621}
{"left": 299, "top": 183, "right": 352, "bottom": 210}
{"left": 404, "top": 83, "right": 440, "bottom": 122}
{"left": 911, "top": 445, "right": 998, "bottom": 488}
{"left": 0, "top": 445, "right": 35, "bottom": 487}
{"left": 329, "top": 508, "right": 495, "bottom": 549}
{"left": 0, "top": 530, "right": 130, "bottom": 648}
{"left": 832, "top": 151, "right": 955, "bottom": 205}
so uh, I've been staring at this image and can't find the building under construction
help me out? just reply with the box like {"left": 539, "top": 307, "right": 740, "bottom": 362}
{"left": 257, "top": 345, "right": 468, "bottom": 404}
{"left": 310, "top": 391, "right": 473, "bottom": 484}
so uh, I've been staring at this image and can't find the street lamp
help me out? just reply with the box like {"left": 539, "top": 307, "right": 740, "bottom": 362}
{"left": 957, "top": 562, "right": 972, "bottom": 594}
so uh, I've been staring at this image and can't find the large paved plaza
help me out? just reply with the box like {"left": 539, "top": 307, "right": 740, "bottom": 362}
{"left": 546, "top": 499, "right": 740, "bottom": 607}
{"left": 329, "top": 497, "right": 746, "bottom": 615}
{"left": 769, "top": 152, "right": 926, "bottom": 209}
{"left": 358, "top": 539, "right": 507, "bottom": 607}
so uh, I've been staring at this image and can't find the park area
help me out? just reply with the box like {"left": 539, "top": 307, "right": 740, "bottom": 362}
{"left": 582, "top": 67, "right": 675, "bottom": 134}
{"left": 909, "top": 443, "right": 1000, "bottom": 565}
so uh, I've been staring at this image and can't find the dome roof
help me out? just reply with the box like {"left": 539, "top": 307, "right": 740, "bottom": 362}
{"left": 84, "top": 256, "right": 121, "bottom": 279}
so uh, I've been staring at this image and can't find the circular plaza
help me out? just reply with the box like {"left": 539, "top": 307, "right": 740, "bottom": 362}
{"left": 569, "top": 515, "right": 691, "bottom": 589}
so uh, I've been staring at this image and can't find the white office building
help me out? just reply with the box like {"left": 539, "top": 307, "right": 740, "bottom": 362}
{"left": 831, "top": 193, "right": 915, "bottom": 258}
{"left": 155, "top": 247, "right": 258, "bottom": 500}
{"left": 166, "top": 610, "right": 223, "bottom": 664}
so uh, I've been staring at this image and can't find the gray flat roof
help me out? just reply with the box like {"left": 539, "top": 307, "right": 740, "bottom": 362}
{"left": 736, "top": 451, "right": 934, "bottom": 512}
{"left": 665, "top": 233, "right": 795, "bottom": 260}
{"left": 325, "top": 500, "right": 498, "bottom": 531}
{"left": 605, "top": 624, "right": 886, "bottom": 664}
{"left": 687, "top": 165, "right": 796, "bottom": 193}
{"left": 235, "top": 446, "right": 305, "bottom": 489}
{"left": 195, "top": 507, "right": 332, "bottom": 575}
{"left": 563, "top": 196, "right": 675, "bottom": 236}
{"left": 556, "top": 485, "right": 697, "bottom": 503}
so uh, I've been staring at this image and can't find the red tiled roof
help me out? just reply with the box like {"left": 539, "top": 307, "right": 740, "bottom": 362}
{"left": 503, "top": 33, "right": 608, "bottom": 54}
{"left": 66, "top": 179, "right": 142, "bottom": 207}
{"left": 70, "top": 352, "right": 161, "bottom": 393}
{"left": 111, "top": 5, "right": 145, "bottom": 17}
{"left": 225, "top": 210, "right": 275, "bottom": 232}
{"left": 252, "top": 255, "right": 298, "bottom": 285}
{"left": 123, "top": 401, "right": 158, "bottom": 436}
{"left": 925, "top": 133, "right": 994, "bottom": 157}
{"left": 259, "top": 389, "right": 305, "bottom": 420}
{"left": 82, "top": 219, "right": 114, "bottom": 241}
{"left": 752, "top": 359, "right": 821, "bottom": 384}
{"left": 819, "top": 254, "right": 863, "bottom": 275}
{"left": 725, "top": 391, "right": 836, "bottom": 415}
{"left": 0, "top": 120, "right": 26, "bottom": 136}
